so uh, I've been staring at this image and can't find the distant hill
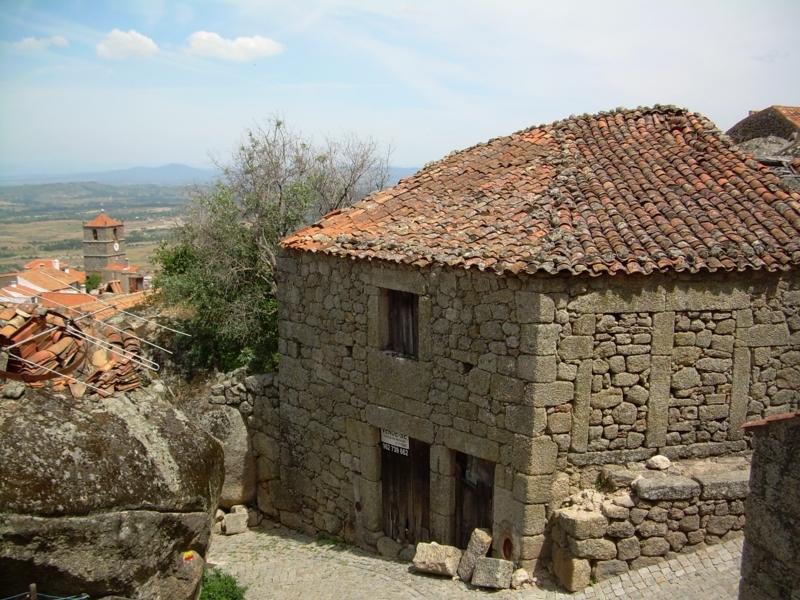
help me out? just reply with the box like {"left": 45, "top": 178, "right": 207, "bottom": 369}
{"left": 0, "top": 164, "right": 218, "bottom": 186}
{"left": 2, "top": 164, "right": 418, "bottom": 187}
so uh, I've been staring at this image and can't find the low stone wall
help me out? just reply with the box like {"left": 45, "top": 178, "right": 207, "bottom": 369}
{"left": 549, "top": 457, "right": 749, "bottom": 592}
{"left": 739, "top": 413, "right": 800, "bottom": 600}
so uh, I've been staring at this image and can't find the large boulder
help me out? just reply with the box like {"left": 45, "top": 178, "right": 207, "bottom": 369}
{"left": 0, "top": 386, "right": 224, "bottom": 599}
{"left": 199, "top": 405, "right": 256, "bottom": 509}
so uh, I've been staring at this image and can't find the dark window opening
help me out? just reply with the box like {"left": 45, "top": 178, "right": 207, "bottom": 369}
{"left": 92, "top": 228, "right": 98, "bottom": 240}
{"left": 113, "top": 227, "right": 118, "bottom": 240}
{"left": 454, "top": 452, "right": 494, "bottom": 549}
{"left": 386, "top": 289, "right": 418, "bottom": 358}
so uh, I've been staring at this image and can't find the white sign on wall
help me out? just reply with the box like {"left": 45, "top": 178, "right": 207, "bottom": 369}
{"left": 381, "top": 429, "right": 409, "bottom": 456}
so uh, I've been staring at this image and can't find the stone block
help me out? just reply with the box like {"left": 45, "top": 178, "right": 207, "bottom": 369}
{"left": 705, "top": 515, "right": 737, "bottom": 536}
{"left": 377, "top": 536, "right": 403, "bottom": 558}
{"left": 593, "top": 559, "right": 628, "bottom": 581}
{"left": 570, "top": 359, "right": 593, "bottom": 452}
{"left": 521, "top": 324, "right": 561, "bottom": 355}
{"left": 513, "top": 435, "right": 558, "bottom": 476}
{"left": 457, "top": 528, "right": 492, "bottom": 581}
{"left": 728, "top": 347, "right": 750, "bottom": 441}
{"left": 740, "top": 323, "right": 790, "bottom": 347}
{"left": 555, "top": 506, "right": 608, "bottom": 539}
{"left": 672, "top": 367, "right": 701, "bottom": 390}
{"left": 517, "top": 354, "right": 557, "bottom": 383}
{"left": 699, "top": 405, "right": 728, "bottom": 421}
{"left": 511, "top": 568, "right": 532, "bottom": 589}
{"left": 591, "top": 389, "right": 623, "bottom": 409}
{"left": 652, "top": 311, "right": 675, "bottom": 356}
{"left": 368, "top": 349, "right": 431, "bottom": 401}
{"left": 559, "top": 336, "right": 593, "bottom": 360}
{"left": 568, "top": 537, "right": 617, "bottom": 560}
{"left": 412, "top": 542, "right": 462, "bottom": 577}
{"left": 612, "top": 402, "right": 637, "bottom": 425}
{"left": 599, "top": 465, "right": 636, "bottom": 490}
{"left": 520, "top": 504, "right": 547, "bottom": 536}
{"left": 516, "top": 292, "right": 555, "bottom": 324}
{"left": 616, "top": 536, "right": 641, "bottom": 561}
{"left": 552, "top": 544, "right": 591, "bottom": 592}
{"left": 678, "top": 514, "right": 700, "bottom": 532}
{"left": 548, "top": 411, "right": 572, "bottom": 434}
{"left": 694, "top": 469, "right": 750, "bottom": 500}
{"left": 471, "top": 557, "right": 513, "bottom": 589}
{"left": 513, "top": 473, "right": 554, "bottom": 504}
{"left": 640, "top": 537, "right": 670, "bottom": 556}
{"left": 572, "top": 314, "right": 596, "bottom": 336}
{"left": 490, "top": 373, "right": 524, "bottom": 404}
{"left": 525, "top": 381, "right": 574, "bottom": 407}
{"left": 633, "top": 475, "right": 700, "bottom": 501}
{"left": 646, "top": 356, "right": 671, "bottom": 447}
{"left": 606, "top": 521, "right": 635, "bottom": 538}
{"left": 601, "top": 500, "right": 630, "bottom": 520}
{"left": 222, "top": 512, "right": 248, "bottom": 535}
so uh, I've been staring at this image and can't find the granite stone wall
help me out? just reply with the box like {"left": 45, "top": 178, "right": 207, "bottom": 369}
{"left": 260, "top": 250, "right": 798, "bottom": 572}
{"left": 739, "top": 415, "right": 800, "bottom": 600}
{"left": 549, "top": 458, "right": 750, "bottom": 591}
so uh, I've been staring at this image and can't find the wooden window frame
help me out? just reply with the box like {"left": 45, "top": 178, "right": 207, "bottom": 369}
{"left": 385, "top": 289, "right": 419, "bottom": 359}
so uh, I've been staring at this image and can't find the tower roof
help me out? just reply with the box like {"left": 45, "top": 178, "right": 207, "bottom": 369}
{"left": 85, "top": 213, "right": 123, "bottom": 228}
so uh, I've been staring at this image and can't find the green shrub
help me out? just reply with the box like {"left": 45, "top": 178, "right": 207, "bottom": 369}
{"left": 200, "top": 568, "right": 247, "bottom": 600}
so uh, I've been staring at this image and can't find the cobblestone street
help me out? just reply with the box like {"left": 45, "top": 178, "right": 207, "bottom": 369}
{"left": 206, "top": 523, "right": 743, "bottom": 600}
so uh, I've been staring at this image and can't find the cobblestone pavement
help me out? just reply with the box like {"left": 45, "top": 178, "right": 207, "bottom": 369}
{"left": 207, "top": 523, "right": 742, "bottom": 600}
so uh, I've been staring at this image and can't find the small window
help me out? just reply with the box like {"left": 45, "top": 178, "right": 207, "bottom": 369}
{"left": 92, "top": 228, "right": 98, "bottom": 240}
{"left": 113, "top": 227, "right": 118, "bottom": 240}
{"left": 386, "top": 289, "right": 418, "bottom": 358}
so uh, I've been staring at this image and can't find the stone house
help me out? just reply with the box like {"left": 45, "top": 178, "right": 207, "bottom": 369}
{"left": 257, "top": 106, "right": 800, "bottom": 574}
{"left": 83, "top": 212, "right": 144, "bottom": 292}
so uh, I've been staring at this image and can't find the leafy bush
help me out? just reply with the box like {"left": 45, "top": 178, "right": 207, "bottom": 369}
{"left": 86, "top": 273, "right": 102, "bottom": 292}
{"left": 200, "top": 568, "right": 247, "bottom": 600}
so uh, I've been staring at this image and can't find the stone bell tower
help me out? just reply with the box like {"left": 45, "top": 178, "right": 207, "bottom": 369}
{"left": 82, "top": 211, "right": 126, "bottom": 275}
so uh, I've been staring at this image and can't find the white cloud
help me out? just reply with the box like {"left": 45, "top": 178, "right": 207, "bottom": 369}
{"left": 13, "top": 35, "right": 69, "bottom": 51}
{"left": 186, "top": 31, "right": 283, "bottom": 61}
{"left": 96, "top": 29, "right": 158, "bottom": 59}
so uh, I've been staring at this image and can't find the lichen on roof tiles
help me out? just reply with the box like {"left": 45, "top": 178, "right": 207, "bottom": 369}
{"left": 282, "top": 105, "right": 800, "bottom": 276}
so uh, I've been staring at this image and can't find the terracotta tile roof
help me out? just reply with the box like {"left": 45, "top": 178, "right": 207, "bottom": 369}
{"left": 39, "top": 292, "right": 96, "bottom": 309}
{"left": 0, "top": 284, "right": 41, "bottom": 298}
{"left": 774, "top": 106, "right": 800, "bottom": 129}
{"left": 17, "top": 269, "right": 81, "bottom": 292}
{"left": 104, "top": 262, "right": 140, "bottom": 273}
{"left": 283, "top": 106, "right": 800, "bottom": 276}
{"left": 24, "top": 259, "right": 65, "bottom": 270}
{"left": 85, "top": 212, "right": 123, "bottom": 228}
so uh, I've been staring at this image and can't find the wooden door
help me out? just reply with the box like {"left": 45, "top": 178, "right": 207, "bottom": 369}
{"left": 381, "top": 438, "right": 430, "bottom": 544}
{"left": 454, "top": 452, "right": 494, "bottom": 549}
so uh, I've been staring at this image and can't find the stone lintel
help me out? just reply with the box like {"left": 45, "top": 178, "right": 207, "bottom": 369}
{"left": 370, "top": 266, "right": 427, "bottom": 295}
{"left": 737, "top": 323, "right": 791, "bottom": 347}
{"left": 365, "top": 404, "right": 434, "bottom": 443}
{"left": 665, "top": 283, "right": 750, "bottom": 311}
{"left": 442, "top": 428, "right": 499, "bottom": 462}
{"left": 645, "top": 355, "right": 671, "bottom": 447}
{"left": 568, "top": 286, "right": 666, "bottom": 314}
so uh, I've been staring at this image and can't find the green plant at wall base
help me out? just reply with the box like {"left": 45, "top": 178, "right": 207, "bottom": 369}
{"left": 200, "top": 568, "right": 247, "bottom": 600}
{"left": 85, "top": 273, "right": 102, "bottom": 292}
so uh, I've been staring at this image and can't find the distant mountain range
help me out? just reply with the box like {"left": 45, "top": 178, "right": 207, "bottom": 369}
{"left": 0, "top": 164, "right": 420, "bottom": 187}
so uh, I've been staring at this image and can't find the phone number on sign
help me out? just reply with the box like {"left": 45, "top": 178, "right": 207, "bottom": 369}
{"left": 382, "top": 442, "right": 409, "bottom": 456}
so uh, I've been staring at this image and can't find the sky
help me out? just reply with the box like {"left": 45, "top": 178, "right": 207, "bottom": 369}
{"left": 0, "top": 0, "right": 798, "bottom": 177}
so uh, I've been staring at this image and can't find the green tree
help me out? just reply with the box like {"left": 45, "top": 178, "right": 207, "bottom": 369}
{"left": 86, "top": 273, "right": 102, "bottom": 292}
{"left": 154, "top": 119, "right": 388, "bottom": 373}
